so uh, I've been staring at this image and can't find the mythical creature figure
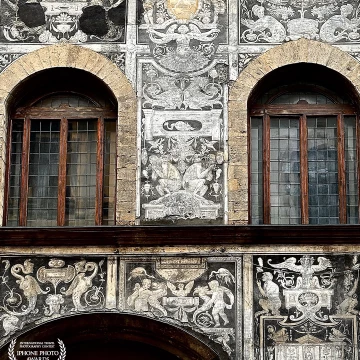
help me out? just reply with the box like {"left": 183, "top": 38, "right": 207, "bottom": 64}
{"left": 242, "top": 5, "right": 286, "bottom": 43}
{"left": 329, "top": 328, "right": 349, "bottom": 342}
{"left": 143, "top": 76, "right": 183, "bottom": 109}
{"left": 5, "top": 260, "right": 46, "bottom": 316}
{"left": 143, "top": 0, "right": 157, "bottom": 24}
{"left": 65, "top": 260, "right": 98, "bottom": 312}
{"left": 144, "top": 75, "right": 222, "bottom": 110}
{"left": 183, "top": 77, "right": 222, "bottom": 109}
{"left": 267, "top": 325, "right": 289, "bottom": 343}
{"left": 320, "top": 4, "right": 360, "bottom": 42}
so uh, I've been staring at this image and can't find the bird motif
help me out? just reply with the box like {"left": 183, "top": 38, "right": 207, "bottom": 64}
{"left": 209, "top": 268, "right": 235, "bottom": 286}
{"left": 128, "top": 267, "right": 155, "bottom": 281}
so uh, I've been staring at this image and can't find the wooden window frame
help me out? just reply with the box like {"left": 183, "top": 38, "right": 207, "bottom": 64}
{"left": 249, "top": 103, "right": 359, "bottom": 224}
{"left": 4, "top": 104, "right": 117, "bottom": 226}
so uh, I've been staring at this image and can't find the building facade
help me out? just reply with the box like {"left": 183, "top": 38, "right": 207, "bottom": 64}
{"left": 1, "top": 0, "right": 360, "bottom": 359}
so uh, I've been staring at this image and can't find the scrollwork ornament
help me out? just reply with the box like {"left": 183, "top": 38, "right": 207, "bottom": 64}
{"left": 0, "top": 54, "right": 22, "bottom": 73}
{"left": 84, "top": 286, "right": 105, "bottom": 308}
{"left": 8, "top": 338, "right": 66, "bottom": 360}
{"left": 103, "top": 53, "right": 125, "bottom": 72}
{"left": 350, "top": 52, "right": 360, "bottom": 63}
{"left": 238, "top": 53, "right": 259, "bottom": 73}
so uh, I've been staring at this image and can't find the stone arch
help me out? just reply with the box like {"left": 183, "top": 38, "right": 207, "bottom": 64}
{"left": 0, "top": 44, "right": 137, "bottom": 225}
{"left": 228, "top": 38, "right": 360, "bottom": 224}
{"left": 0, "top": 313, "right": 222, "bottom": 360}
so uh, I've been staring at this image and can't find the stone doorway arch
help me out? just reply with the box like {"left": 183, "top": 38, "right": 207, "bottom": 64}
{"left": 228, "top": 38, "right": 360, "bottom": 224}
{"left": 0, "top": 313, "right": 221, "bottom": 360}
{"left": 0, "top": 44, "right": 137, "bottom": 225}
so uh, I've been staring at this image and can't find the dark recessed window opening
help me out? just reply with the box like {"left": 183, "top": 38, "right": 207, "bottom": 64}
{"left": 6, "top": 80, "right": 117, "bottom": 227}
{"left": 249, "top": 64, "right": 360, "bottom": 225}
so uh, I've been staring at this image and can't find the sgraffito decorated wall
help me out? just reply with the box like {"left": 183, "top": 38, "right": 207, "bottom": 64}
{"left": 1, "top": 1, "right": 360, "bottom": 359}
{"left": 2, "top": 0, "right": 360, "bottom": 223}
{"left": 2, "top": 247, "right": 360, "bottom": 359}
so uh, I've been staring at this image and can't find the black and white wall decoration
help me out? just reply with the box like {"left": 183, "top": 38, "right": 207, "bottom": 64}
{"left": 0, "top": 255, "right": 240, "bottom": 359}
{"left": 252, "top": 254, "right": 360, "bottom": 360}
{"left": 239, "top": 0, "right": 360, "bottom": 44}
{"left": 1, "top": 0, "right": 127, "bottom": 43}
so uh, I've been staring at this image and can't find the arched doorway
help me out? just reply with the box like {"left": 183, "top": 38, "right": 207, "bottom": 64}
{"left": 0, "top": 313, "right": 221, "bottom": 360}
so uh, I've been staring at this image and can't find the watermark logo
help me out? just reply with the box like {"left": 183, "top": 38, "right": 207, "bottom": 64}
{"left": 8, "top": 339, "right": 66, "bottom": 360}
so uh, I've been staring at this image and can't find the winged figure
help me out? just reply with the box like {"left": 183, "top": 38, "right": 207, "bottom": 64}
{"left": 167, "top": 281, "right": 194, "bottom": 297}
{"left": 268, "top": 255, "right": 332, "bottom": 289}
{"left": 268, "top": 256, "right": 331, "bottom": 272}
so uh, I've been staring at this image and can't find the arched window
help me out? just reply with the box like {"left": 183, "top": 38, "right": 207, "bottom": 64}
{"left": 5, "top": 69, "right": 117, "bottom": 226}
{"left": 249, "top": 64, "right": 359, "bottom": 225}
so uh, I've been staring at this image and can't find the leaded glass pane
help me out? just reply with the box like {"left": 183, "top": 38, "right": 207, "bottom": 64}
{"left": 7, "top": 121, "right": 23, "bottom": 226}
{"left": 27, "top": 120, "right": 60, "bottom": 226}
{"left": 271, "top": 91, "right": 334, "bottom": 105}
{"left": 345, "top": 116, "right": 358, "bottom": 224}
{"left": 251, "top": 118, "right": 263, "bottom": 224}
{"left": 308, "top": 117, "right": 339, "bottom": 224}
{"left": 33, "top": 93, "right": 96, "bottom": 108}
{"left": 103, "top": 120, "right": 116, "bottom": 225}
{"left": 65, "top": 120, "right": 97, "bottom": 226}
{"left": 270, "top": 117, "right": 300, "bottom": 224}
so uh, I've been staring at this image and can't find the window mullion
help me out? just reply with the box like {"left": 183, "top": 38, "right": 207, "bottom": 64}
{"left": 338, "top": 113, "right": 347, "bottom": 223}
{"left": 357, "top": 115, "right": 360, "bottom": 223}
{"left": 19, "top": 117, "right": 30, "bottom": 226}
{"left": 300, "top": 115, "right": 309, "bottom": 224}
{"left": 263, "top": 114, "right": 271, "bottom": 224}
{"left": 248, "top": 114, "right": 252, "bottom": 224}
{"left": 3, "top": 119, "right": 14, "bottom": 225}
{"left": 57, "top": 118, "right": 68, "bottom": 226}
{"left": 96, "top": 117, "right": 104, "bottom": 225}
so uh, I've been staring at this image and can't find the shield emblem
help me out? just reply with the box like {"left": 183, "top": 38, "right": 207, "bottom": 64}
{"left": 166, "top": 0, "right": 200, "bottom": 20}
